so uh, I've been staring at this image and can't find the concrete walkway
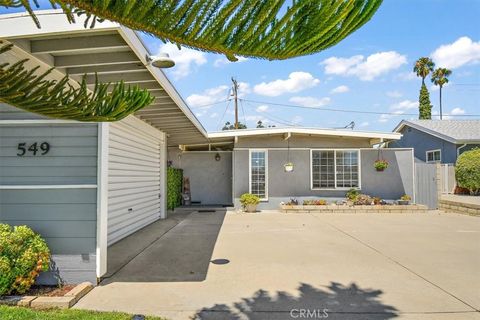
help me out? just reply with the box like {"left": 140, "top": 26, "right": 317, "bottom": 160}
{"left": 75, "top": 211, "right": 480, "bottom": 320}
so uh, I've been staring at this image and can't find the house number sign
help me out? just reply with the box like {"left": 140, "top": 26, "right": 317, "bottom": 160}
{"left": 17, "top": 142, "right": 50, "bottom": 156}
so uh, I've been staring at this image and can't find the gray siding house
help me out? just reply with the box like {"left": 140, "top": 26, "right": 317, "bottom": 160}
{"left": 388, "top": 120, "right": 480, "bottom": 164}
{"left": 0, "top": 11, "right": 208, "bottom": 284}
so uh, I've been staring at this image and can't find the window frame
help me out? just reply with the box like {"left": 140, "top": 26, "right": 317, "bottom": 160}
{"left": 425, "top": 149, "right": 441, "bottom": 163}
{"left": 310, "top": 149, "right": 362, "bottom": 190}
{"left": 249, "top": 149, "right": 268, "bottom": 201}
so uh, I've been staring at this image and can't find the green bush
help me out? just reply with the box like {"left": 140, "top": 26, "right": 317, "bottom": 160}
{"left": 240, "top": 193, "right": 260, "bottom": 207}
{"left": 455, "top": 148, "right": 480, "bottom": 195}
{"left": 345, "top": 188, "right": 359, "bottom": 201}
{"left": 0, "top": 224, "right": 50, "bottom": 296}
{"left": 167, "top": 167, "right": 183, "bottom": 210}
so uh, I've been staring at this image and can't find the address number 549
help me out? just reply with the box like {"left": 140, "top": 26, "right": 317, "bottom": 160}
{"left": 17, "top": 142, "right": 50, "bottom": 156}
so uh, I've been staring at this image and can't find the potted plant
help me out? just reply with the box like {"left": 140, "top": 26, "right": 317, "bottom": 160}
{"left": 284, "top": 162, "right": 294, "bottom": 172}
{"left": 398, "top": 194, "right": 411, "bottom": 205}
{"left": 240, "top": 193, "right": 260, "bottom": 212}
{"left": 374, "top": 159, "right": 389, "bottom": 171}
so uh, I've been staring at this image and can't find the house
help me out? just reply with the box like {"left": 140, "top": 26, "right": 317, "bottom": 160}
{"left": 389, "top": 120, "right": 480, "bottom": 164}
{"left": 0, "top": 10, "right": 209, "bottom": 284}
{"left": 0, "top": 11, "right": 416, "bottom": 285}
{"left": 169, "top": 127, "right": 415, "bottom": 210}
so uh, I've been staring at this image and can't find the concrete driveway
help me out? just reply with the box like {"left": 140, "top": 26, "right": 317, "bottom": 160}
{"left": 75, "top": 211, "right": 480, "bottom": 320}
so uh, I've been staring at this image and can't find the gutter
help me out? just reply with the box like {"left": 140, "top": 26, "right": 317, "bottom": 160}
{"left": 457, "top": 143, "right": 467, "bottom": 157}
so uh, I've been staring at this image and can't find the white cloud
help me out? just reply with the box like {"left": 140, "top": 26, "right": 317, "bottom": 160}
{"left": 186, "top": 82, "right": 250, "bottom": 108}
{"left": 253, "top": 72, "right": 320, "bottom": 97}
{"left": 430, "top": 82, "right": 451, "bottom": 91}
{"left": 330, "top": 85, "right": 349, "bottom": 94}
{"left": 291, "top": 115, "right": 303, "bottom": 125}
{"left": 186, "top": 85, "right": 229, "bottom": 108}
{"left": 386, "top": 90, "right": 403, "bottom": 98}
{"left": 322, "top": 51, "right": 407, "bottom": 81}
{"left": 431, "top": 37, "right": 480, "bottom": 69}
{"left": 450, "top": 107, "right": 465, "bottom": 115}
{"left": 378, "top": 100, "right": 418, "bottom": 123}
{"left": 213, "top": 56, "right": 248, "bottom": 67}
{"left": 255, "top": 105, "right": 269, "bottom": 113}
{"left": 159, "top": 43, "right": 207, "bottom": 79}
{"left": 390, "top": 100, "right": 419, "bottom": 111}
{"left": 210, "top": 112, "right": 219, "bottom": 118}
{"left": 289, "top": 96, "right": 331, "bottom": 108}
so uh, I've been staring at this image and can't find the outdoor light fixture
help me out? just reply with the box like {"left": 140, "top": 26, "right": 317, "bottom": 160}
{"left": 145, "top": 53, "right": 175, "bottom": 68}
{"left": 215, "top": 153, "right": 221, "bottom": 161}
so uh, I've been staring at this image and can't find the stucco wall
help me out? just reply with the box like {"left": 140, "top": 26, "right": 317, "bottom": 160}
{"left": 232, "top": 140, "right": 414, "bottom": 209}
{"left": 168, "top": 149, "right": 232, "bottom": 205}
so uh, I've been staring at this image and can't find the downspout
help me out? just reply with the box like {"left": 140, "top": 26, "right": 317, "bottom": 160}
{"left": 456, "top": 143, "right": 467, "bottom": 158}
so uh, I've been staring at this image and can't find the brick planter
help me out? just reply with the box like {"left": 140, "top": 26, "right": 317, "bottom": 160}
{"left": 280, "top": 204, "right": 428, "bottom": 214}
{"left": 0, "top": 282, "right": 93, "bottom": 309}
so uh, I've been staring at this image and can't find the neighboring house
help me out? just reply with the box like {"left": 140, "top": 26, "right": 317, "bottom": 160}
{"left": 389, "top": 120, "right": 480, "bottom": 164}
{"left": 0, "top": 11, "right": 416, "bottom": 286}
{"left": 169, "top": 127, "right": 415, "bottom": 210}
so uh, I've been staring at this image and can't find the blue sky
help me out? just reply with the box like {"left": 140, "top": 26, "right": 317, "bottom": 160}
{"left": 3, "top": 1, "right": 480, "bottom": 132}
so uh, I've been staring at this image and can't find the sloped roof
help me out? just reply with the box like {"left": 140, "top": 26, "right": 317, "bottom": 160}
{"left": 394, "top": 120, "right": 480, "bottom": 144}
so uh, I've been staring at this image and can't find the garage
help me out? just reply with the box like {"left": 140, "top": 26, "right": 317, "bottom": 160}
{"left": 0, "top": 11, "right": 209, "bottom": 284}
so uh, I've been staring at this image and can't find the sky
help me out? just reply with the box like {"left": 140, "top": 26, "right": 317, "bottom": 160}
{"left": 2, "top": 1, "right": 480, "bottom": 132}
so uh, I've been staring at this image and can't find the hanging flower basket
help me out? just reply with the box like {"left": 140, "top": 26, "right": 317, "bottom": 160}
{"left": 284, "top": 162, "right": 294, "bottom": 172}
{"left": 374, "top": 160, "right": 388, "bottom": 172}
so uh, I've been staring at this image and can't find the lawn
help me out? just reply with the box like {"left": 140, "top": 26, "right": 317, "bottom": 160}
{"left": 0, "top": 305, "right": 166, "bottom": 320}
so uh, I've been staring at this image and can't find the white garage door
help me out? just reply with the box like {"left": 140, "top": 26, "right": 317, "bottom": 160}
{"left": 107, "top": 116, "right": 165, "bottom": 246}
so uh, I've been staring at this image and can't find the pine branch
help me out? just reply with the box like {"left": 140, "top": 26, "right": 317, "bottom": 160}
{"left": 0, "top": 0, "right": 383, "bottom": 60}
{"left": 0, "top": 42, "right": 154, "bottom": 121}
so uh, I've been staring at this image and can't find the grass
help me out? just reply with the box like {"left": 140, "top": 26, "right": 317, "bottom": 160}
{"left": 0, "top": 305, "right": 166, "bottom": 320}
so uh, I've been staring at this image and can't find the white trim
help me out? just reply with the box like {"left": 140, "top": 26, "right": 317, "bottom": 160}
{"left": 310, "top": 149, "right": 361, "bottom": 190}
{"left": 209, "top": 127, "right": 401, "bottom": 141}
{"left": 159, "top": 133, "right": 167, "bottom": 219}
{"left": 411, "top": 148, "right": 416, "bottom": 204}
{"left": 234, "top": 147, "right": 413, "bottom": 151}
{"left": 426, "top": 149, "right": 441, "bottom": 163}
{"left": 96, "top": 123, "right": 109, "bottom": 280}
{"left": 0, "top": 185, "right": 96, "bottom": 189}
{"left": 248, "top": 149, "right": 268, "bottom": 201}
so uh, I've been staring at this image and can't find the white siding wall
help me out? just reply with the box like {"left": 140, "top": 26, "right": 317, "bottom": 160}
{"left": 107, "top": 116, "right": 165, "bottom": 246}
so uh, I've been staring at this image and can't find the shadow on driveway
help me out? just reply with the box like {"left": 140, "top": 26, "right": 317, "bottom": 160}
{"left": 195, "top": 282, "right": 398, "bottom": 320}
{"left": 102, "top": 209, "right": 227, "bottom": 283}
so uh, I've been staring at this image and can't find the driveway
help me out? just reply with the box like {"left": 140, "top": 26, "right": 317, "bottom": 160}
{"left": 75, "top": 211, "right": 480, "bottom": 320}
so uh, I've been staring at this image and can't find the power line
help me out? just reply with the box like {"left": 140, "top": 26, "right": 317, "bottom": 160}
{"left": 241, "top": 98, "right": 480, "bottom": 117}
{"left": 216, "top": 99, "right": 231, "bottom": 130}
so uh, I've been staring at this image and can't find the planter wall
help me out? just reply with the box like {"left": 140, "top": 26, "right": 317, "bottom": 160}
{"left": 281, "top": 204, "right": 428, "bottom": 214}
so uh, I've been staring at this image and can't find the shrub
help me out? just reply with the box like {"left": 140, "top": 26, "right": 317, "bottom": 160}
{"left": 353, "top": 194, "right": 373, "bottom": 205}
{"left": 400, "top": 194, "right": 411, "bottom": 201}
{"left": 456, "top": 149, "right": 480, "bottom": 195}
{"left": 167, "top": 167, "right": 183, "bottom": 210}
{"left": 0, "top": 224, "right": 50, "bottom": 296}
{"left": 346, "top": 188, "right": 359, "bottom": 201}
{"left": 240, "top": 193, "right": 260, "bottom": 207}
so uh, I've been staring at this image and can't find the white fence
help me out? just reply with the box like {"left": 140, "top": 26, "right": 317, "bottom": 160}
{"left": 440, "top": 164, "right": 456, "bottom": 194}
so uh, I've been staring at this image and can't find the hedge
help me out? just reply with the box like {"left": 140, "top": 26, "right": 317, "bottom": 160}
{"left": 167, "top": 167, "right": 183, "bottom": 210}
{"left": 455, "top": 148, "right": 480, "bottom": 195}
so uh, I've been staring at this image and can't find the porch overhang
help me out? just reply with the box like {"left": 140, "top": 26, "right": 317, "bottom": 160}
{"left": 0, "top": 10, "right": 209, "bottom": 147}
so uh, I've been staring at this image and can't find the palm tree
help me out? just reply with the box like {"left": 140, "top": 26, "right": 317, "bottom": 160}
{"left": 414, "top": 57, "right": 435, "bottom": 85}
{"left": 431, "top": 68, "right": 452, "bottom": 120}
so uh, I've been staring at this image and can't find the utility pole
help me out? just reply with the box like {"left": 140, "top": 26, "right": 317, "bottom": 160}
{"left": 231, "top": 77, "right": 239, "bottom": 129}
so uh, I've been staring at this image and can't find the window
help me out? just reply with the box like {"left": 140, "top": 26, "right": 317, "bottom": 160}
{"left": 311, "top": 150, "right": 360, "bottom": 189}
{"left": 426, "top": 149, "right": 441, "bottom": 163}
{"left": 249, "top": 150, "right": 268, "bottom": 199}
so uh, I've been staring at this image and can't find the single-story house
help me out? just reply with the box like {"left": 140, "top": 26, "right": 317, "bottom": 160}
{"left": 1, "top": 10, "right": 416, "bottom": 285}
{"left": 388, "top": 120, "right": 480, "bottom": 164}
{"left": 169, "top": 127, "right": 415, "bottom": 210}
